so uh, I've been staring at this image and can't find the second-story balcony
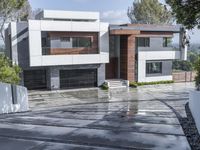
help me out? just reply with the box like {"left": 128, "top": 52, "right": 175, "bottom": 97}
{"left": 42, "top": 47, "right": 99, "bottom": 55}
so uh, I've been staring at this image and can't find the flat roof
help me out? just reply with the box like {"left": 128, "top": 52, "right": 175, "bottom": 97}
{"left": 35, "top": 10, "right": 100, "bottom": 21}
{"left": 110, "top": 24, "right": 182, "bottom": 33}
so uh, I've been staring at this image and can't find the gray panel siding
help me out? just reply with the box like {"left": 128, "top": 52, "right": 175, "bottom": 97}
{"left": 97, "top": 64, "right": 105, "bottom": 86}
{"left": 138, "top": 37, "right": 173, "bottom": 52}
{"left": 5, "top": 29, "right": 11, "bottom": 58}
{"left": 162, "top": 61, "right": 172, "bottom": 76}
{"left": 16, "top": 23, "right": 29, "bottom": 69}
{"left": 146, "top": 60, "right": 172, "bottom": 77}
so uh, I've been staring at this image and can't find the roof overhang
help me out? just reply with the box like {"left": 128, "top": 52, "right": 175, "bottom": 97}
{"left": 110, "top": 29, "right": 140, "bottom": 35}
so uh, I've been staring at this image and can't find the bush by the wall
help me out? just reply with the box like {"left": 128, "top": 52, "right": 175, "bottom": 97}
{"left": 129, "top": 82, "right": 138, "bottom": 88}
{"left": 130, "top": 80, "right": 174, "bottom": 88}
{"left": 100, "top": 82, "right": 109, "bottom": 90}
{"left": 0, "top": 54, "right": 21, "bottom": 84}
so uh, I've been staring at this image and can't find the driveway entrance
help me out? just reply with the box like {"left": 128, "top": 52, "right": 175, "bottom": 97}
{"left": 0, "top": 83, "right": 193, "bottom": 149}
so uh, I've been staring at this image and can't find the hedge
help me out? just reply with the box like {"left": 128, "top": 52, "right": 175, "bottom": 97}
{"left": 130, "top": 80, "right": 174, "bottom": 88}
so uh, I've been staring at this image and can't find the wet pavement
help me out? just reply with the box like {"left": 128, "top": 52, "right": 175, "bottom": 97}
{"left": 0, "top": 83, "right": 194, "bottom": 150}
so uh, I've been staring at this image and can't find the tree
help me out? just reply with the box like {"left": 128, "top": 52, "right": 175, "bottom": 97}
{"left": 0, "top": 54, "right": 21, "bottom": 84}
{"left": 166, "top": 0, "right": 200, "bottom": 29}
{"left": 173, "top": 60, "right": 193, "bottom": 71}
{"left": 14, "top": 0, "right": 32, "bottom": 21}
{"left": 0, "top": 0, "right": 27, "bottom": 44}
{"left": 188, "top": 51, "right": 200, "bottom": 65}
{"left": 127, "top": 0, "right": 173, "bottom": 24}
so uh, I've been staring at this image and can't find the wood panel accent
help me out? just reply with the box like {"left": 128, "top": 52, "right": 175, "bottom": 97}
{"left": 110, "top": 30, "right": 140, "bottom": 35}
{"left": 173, "top": 71, "right": 196, "bottom": 82}
{"left": 120, "top": 35, "right": 135, "bottom": 81}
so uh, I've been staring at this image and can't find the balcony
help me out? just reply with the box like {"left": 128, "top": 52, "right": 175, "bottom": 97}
{"left": 42, "top": 47, "right": 99, "bottom": 55}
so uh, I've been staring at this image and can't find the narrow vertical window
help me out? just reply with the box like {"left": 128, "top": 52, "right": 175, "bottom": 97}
{"left": 138, "top": 37, "right": 150, "bottom": 47}
{"left": 163, "top": 37, "right": 172, "bottom": 47}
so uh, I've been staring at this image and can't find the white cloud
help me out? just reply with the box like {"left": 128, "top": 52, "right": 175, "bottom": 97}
{"left": 100, "top": 10, "right": 129, "bottom": 24}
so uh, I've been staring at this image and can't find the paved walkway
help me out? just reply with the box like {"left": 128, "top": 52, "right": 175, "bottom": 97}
{"left": 0, "top": 83, "right": 194, "bottom": 150}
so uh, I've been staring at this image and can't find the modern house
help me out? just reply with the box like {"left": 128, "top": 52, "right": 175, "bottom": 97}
{"left": 107, "top": 24, "right": 187, "bottom": 82}
{"left": 5, "top": 10, "right": 187, "bottom": 90}
{"left": 5, "top": 10, "right": 109, "bottom": 90}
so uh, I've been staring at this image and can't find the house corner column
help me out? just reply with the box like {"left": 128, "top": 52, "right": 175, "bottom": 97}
{"left": 47, "top": 67, "right": 60, "bottom": 90}
{"left": 127, "top": 35, "right": 135, "bottom": 81}
{"left": 97, "top": 64, "right": 105, "bottom": 86}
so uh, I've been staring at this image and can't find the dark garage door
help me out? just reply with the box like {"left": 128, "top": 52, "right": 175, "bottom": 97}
{"left": 24, "top": 70, "right": 47, "bottom": 90}
{"left": 60, "top": 69, "right": 97, "bottom": 89}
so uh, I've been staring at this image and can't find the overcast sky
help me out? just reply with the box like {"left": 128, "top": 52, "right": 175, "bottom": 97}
{"left": 0, "top": 0, "right": 199, "bottom": 46}
{"left": 28, "top": 0, "right": 199, "bottom": 44}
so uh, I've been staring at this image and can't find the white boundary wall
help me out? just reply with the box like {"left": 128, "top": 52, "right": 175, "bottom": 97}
{"left": 0, "top": 82, "right": 29, "bottom": 114}
{"left": 189, "top": 90, "right": 200, "bottom": 134}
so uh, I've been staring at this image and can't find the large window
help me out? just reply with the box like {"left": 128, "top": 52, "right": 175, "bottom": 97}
{"left": 138, "top": 37, "right": 150, "bottom": 47}
{"left": 72, "top": 37, "right": 92, "bottom": 48}
{"left": 41, "top": 31, "right": 98, "bottom": 55}
{"left": 163, "top": 37, "right": 172, "bottom": 47}
{"left": 146, "top": 61, "right": 162, "bottom": 74}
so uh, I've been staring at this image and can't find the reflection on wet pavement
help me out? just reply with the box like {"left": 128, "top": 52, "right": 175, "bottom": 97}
{"left": 0, "top": 82, "right": 194, "bottom": 150}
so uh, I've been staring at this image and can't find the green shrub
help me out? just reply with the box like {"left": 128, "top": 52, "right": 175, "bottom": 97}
{"left": 100, "top": 82, "right": 109, "bottom": 90}
{"left": 129, "top": 80, "right": 174, "bottom": 87}
{"left": 129, "top": 82, "right": 138, "bottom": 88}
{"left": 0, "top": 54, "right": 21, "bottom": 84}
{"left": 194, "top": 57, "right": 200, "bottom": 91}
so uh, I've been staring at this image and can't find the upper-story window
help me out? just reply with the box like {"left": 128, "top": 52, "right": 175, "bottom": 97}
{"left": 138, "top": 37, "right": 150, "bottom": 47}
{"left": 163, "top": 37, "right": 172, "bottom": 47}
{"left": 72, "top": 37, "right": 92, "bottom": 48}
{"left": 41, "top": 31, "right": 98, "bottom": 55}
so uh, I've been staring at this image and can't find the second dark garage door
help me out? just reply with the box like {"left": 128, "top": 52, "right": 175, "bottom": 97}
{"left": 60, "top": 69, "right": 97, "bottom": 89}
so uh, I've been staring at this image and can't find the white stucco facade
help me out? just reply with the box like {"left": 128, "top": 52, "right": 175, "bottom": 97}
{"left": 189, "top": 90, "right": 200, "bottom": 134}
{"left": 137, "top": 37, "right": 182, "bottom": 82}
{"left": 28, "top": 11, "right": 109, "bottom": 67}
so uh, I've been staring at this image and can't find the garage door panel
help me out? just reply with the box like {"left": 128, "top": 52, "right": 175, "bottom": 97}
{"left": 24, "top": 70, "right": 47, "bottom": 90}
{"left": 60, "top": 69, "right": 97, "bottom": 89}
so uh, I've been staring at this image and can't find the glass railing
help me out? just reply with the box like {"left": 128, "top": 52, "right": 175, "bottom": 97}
{"left": 42, "top": 47, "right": 99, "bottom": 55}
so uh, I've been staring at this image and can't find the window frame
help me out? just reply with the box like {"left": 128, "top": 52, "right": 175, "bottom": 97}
{"left": 163, "top": 37, "right": 172, "bottom": 47}
{"left": 146, "top": 61, "right": 162, "bottom": 75}
{"left": 138, "top": 37, "right": 150, "bottom": 47}
{"left": 72, "top": 36, "right": 92, "bottom": 48}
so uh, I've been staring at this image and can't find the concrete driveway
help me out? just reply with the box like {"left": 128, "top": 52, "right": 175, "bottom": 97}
{"left": 0, "top": 83, "right": 194, "bottom": 150}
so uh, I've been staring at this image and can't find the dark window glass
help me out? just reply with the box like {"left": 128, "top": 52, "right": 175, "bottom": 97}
{"left": 138, "top": 37, "right": 150, "bottom": 47}
{"left": 163, "top": 37, "right": 172, "bottom": 47}
{"left": 61, "top": 37, "right": 70, "bottom": 42}
{"left": 146, "top": 62, "right": 162, "bottom": 74}
{"left": 72, "top": 37, "right": 92, "bottom": 48}
{"left": 42, "top": 37, "right": 47, "bottom": 47}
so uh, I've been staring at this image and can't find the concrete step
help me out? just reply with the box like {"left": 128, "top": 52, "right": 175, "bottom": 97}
{"left": 106, "top": 79, "right": 128, "bottom": 89}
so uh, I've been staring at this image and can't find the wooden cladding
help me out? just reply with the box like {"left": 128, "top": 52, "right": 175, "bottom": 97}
{"left": 120, "top": 35, "right": 135, "bottom": 81}
{"left": 110, "top": 29, "right": 140, "bottom": 35}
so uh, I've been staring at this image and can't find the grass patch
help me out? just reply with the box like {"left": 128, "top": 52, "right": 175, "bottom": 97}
{"left": 130, "top": 80, "right": 174, "bottom": 88}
